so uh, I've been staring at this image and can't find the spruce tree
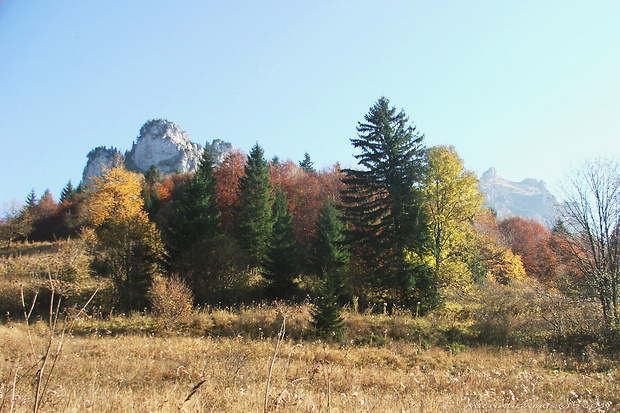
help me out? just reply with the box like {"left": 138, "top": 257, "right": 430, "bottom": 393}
{"left": 309, "top": 199, "right": 348, "bottom": 339}
{"left": 59, "top": 180, "right": 76, "bottom": 203}
{"left": 234, "top": 143, "right": 274, "bottom": 269}
{"left": 310, "top": 275, "right": 345, "bottom": 340}
{"left": 309, "top": 199, "right": 349, "bottom": 280}
{"left": 299, "top": 152, "right": 316, "bottom": 173}
{"left": 164, "top": 148, "right": 223, "bottom": 302}
{"left": 264, "top": 186, "right": 298, "bottom": 299}
{"left": 341, "top": 97, "right": 431, "bottom": 307}
{"left": 25, "top": 189, "right": 37, "bottom": 209}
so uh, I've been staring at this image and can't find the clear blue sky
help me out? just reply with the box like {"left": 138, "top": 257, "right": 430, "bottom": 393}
{"left": 1, "top": 1, "right": 619, "bottom": 208}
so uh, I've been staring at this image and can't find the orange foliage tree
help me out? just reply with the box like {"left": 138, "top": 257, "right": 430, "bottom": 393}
{"left": 214, "top": 150, "right": 246, "bottom": 233}
{"left": 498, "top": 217, "right": 557, "bottom": 283}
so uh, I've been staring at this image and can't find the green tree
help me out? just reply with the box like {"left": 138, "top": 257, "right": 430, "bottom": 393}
{"left": 421, "top": 145, "right": 484, "bottom": 289}
{"left": 264, "top": 187, "right": 298, "bottom": 299}
{"left": 309, "top": 199, "right": 349, "bottom": 282}
{"left": 144, "top": 164, "right": 161, "bottom": 184}
{"left": 164, "top": 149, "right": 226, "bottom": 302}
{"left": 310, "top": 274, "right": 345, "bottom": 340}
{"left": 309, "top": 199, "right": 349, "bottom": 337}
{"left": 59, "top": 180, "right": 76, "bottom": 203}
{"left": 85, "top": 166, "right": 164, "bottom": 311}
{"left": 341, "top": 97, "right": 431, "bottom": 308}
{"left": 234, "top": 143, "right": 274, "bottom": 269}
{"left": 26, "top": 189, "right": 37, "bottom": 209}
{"left": 299, "top": 152, "right": 316, "bottom": 173}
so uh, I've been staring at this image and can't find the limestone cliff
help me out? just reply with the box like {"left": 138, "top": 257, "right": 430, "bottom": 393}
{"left": 125, "top": 119, "right": 203, "bottom": 175}
{"left": 81, "top": 119, "right": 234, "bottom": 187}
{"left": 81, "top": 146, "right": 124, "bottom": 187}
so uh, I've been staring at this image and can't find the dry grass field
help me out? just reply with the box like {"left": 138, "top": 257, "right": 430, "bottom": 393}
{"left": 1, "top": 242, "right": 619, "bottom": 412}
{"left": 1, "top": 308, "right": 619, "bottom": 412}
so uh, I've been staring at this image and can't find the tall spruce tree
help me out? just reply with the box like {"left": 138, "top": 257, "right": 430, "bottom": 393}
{"left": 341, "top": 97, "right": 432, "bottom": 308}
{"left": 264, "top": 186, "right": 298, "bottom": 299}
{"left": 164, "top": 148, "right": 223, "bottom": 302}
{"left": 234, "top": 143, "right": 274, "bottom": 269}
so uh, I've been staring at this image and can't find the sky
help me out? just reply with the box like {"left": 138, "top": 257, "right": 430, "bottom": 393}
{"left": 1, "top": 1, "right": 619, "bottom": 208}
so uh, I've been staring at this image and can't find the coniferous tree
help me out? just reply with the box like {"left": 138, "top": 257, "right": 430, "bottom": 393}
{"left": 341, "top": 97, "right": 432, "bottom": 308}
{"left": 164, "top": 148, "right": 224, "bottom": 302}
{"left": 234, "top": 143, "right": 274, "bottom": 269}
{"left": 299, "top": 152, "right": 316, "bottom": 173}
{"left": 310, "top": 276, "right": 345, "bottom": 339}
{"left": 309, "top": 199, "right": 349, "bottom": 280}
{"left": 309, "top": 199, "right": 348, "bottom": 338}
{"left": 264, "top": 186, "right": 298, "bottom": 299}
{"left": 59, "top": 180, "right": 76, "bottom": 203}
{"left": 25, "top": 189, "right": 37, "bottom": 209}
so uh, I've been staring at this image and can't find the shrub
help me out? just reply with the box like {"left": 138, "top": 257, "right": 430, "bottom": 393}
{"left": 147, "top": 274, "right": 193, "bottom": 329}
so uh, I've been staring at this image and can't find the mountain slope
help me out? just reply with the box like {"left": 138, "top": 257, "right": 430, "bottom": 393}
{"left": 478, "top": 167, "right": 558, "bottom": 228}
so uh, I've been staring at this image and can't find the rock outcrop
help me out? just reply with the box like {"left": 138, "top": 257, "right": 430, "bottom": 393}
{"left": 81, "top": 119, "right": 234, "bottom": 187}
{"left": 478, "top": 167, "right": 559, "bottom": 228}
{"left": 125, "top": 119, "right": 203, "bottom": 175}
{"left": 81, "top": 146, "right": 124, "bottom": 187}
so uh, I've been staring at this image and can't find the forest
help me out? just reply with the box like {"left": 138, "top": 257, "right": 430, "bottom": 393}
{"left": 1, "top": 98, "right": 619, "bottom": 412}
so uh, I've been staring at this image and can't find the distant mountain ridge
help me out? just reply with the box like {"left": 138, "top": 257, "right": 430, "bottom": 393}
{"left": 81, "top": 119, "right": 234, "bottom": 186}
{"left": 478, "top": 167, "right": 559, "bottom": 228}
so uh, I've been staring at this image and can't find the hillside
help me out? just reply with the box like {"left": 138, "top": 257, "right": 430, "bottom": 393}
{"left": 478, "top": 167, "right": 559, "bottom": 228}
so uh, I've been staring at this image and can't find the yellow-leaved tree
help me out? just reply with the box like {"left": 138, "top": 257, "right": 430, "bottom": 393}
{"left": 472, "top": 210, "right": 527, "bottom": 285}
{"left": 421, "top": 145, "right": 484, "bottom": 289}
{"left": 84, "top": 165, "right": 164, "bottom": 311}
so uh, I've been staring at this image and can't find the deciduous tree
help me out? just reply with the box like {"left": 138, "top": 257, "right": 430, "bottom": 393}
{"left": 85, "top": 166, "right": 164, "bottom": 311}
{"left": 498, "top": 217, "right": 557, "bottom": 282}
{"left": 422, "top": 145, "right": 484, "bottom": 287}
{"left": 214, "top": 150, "right": 246, "bottom": 233}
{"left": 559, "top": 157, "right": 620, "bottom": 327}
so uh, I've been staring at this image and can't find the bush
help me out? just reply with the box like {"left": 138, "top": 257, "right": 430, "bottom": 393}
{"left": 148, "top": 274, "right": 193, "bottom": 329}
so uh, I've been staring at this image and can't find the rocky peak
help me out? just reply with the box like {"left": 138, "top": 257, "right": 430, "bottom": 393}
{"left": 481, "top": 167, "right": 500, "bottom": 180}
{"left": 478, "top": 167, "right": 558, "bottom": 228}
{"left": 81, "top": 119, "right": 234, "bottom": 187}
{"left": 125, "top": 119, "right": 203, "bottom": 175}
{"left": 81, "top": 146, "right": 124, "bottom": 187}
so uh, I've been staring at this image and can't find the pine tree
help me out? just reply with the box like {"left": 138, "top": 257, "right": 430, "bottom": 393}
{"left": 234, "top": 143, "right": 274, "bottom": 269}
{"left": 264, "top": 187, "right": 298, "bottom": 299}
{"left": 341, "top": 97, "right": 431, "bottom": 307}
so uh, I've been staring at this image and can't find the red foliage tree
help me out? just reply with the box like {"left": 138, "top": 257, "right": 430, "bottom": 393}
{"left": 214, "top": 150, "right": 246, "bottom": 233}
{"left": 498, "top": 217, "right": 557, "bottom": 282}
{"left": 270, "top": 161, "right": 343, "bottom": 254}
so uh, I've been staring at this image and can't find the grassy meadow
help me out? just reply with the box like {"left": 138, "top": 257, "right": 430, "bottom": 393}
{"left": 1, "top": 241, "right": 619, "bottom": 412}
